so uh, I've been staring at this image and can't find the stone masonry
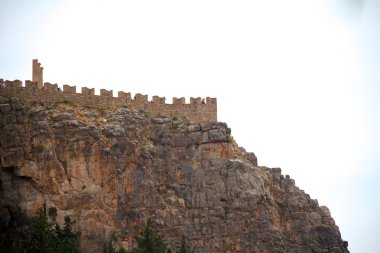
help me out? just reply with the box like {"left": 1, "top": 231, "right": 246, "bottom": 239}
{"left": 32, "top": 59, "right": 43, "bottom": 88}
{"left": 0, "top": 60, "right": 217, "bottom": 124}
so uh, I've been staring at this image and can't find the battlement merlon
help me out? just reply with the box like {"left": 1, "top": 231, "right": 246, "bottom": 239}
{"left": 44, "top": 82, "right": 58, "bottom": 92}
{"left": 173, "top": 97, "right": 185, "bottom": 105}
{"left": 100, "top": 89, "right": 113, "bottom": 97}
{"left": 152, "top": 96, "right": 165, "bottom": 104}
{"left": 82, "top": 87, "right": 95, "bottom": 95}
{"left": 63, "top": 84, "right": 76, "bottom": 94}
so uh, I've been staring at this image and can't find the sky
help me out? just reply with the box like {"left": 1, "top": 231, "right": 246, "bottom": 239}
{"left": 1, "top": 0, "right": 379, "bottom": 252}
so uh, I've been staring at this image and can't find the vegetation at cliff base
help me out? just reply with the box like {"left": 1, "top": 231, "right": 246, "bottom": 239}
{"left": 104, "top": 220, "right": 193, "bottom": 253}
{"left": 1, "top": 210, "right": 192, "bottom": 253}
{"left": 0, "top": 209, "right": 81, "bottom": 253}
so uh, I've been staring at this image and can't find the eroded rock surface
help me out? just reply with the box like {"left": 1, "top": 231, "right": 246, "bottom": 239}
{"left": 0, "top": 96, "right": 349, "bottom": 252}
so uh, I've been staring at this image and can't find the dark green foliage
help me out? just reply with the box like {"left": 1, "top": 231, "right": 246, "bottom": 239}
{"left": 34, "top": 144, "right": 45, "bottom": 153}
{"left": 176, "top": 236, "right": 193, "bottom": 253}
{"left": 63, "top": 99, "right": 77, "bottom": 107}
{"left": 103, "top": 240, "right": 117, "bottom": 253}
{"left": 28, "top": 109, "right": 38, "bottom": 117}
{"left": 103, "top": 240, "right": 128, "bottom": 253}
{"left": 0, "top": 229, "right": 21, "bottom": 253}
{"left": 119, "top": 248, "right": 128, "bottom": 253}
{"left": 55, "top": 216, "right": 81, "bottom": 253}
{"left": 0, "top": 210, "right": 194, "bottom": 253}
{"left": 20, "top": 209, "right": 58, "bottom": 253}
{"left": 48, "top": 207, "right": 57, "bottom": 220}
{"left": 172, "top": 122, "right": 180, "bottom": 129}
{"left": 0, "top": 208, "right": 82, "bottom": 253}
{"left": 133, "top": 220, "right": 168, "bottom": 253}
{"left": 46, "top": 104, "right": 55, "bottom": 110}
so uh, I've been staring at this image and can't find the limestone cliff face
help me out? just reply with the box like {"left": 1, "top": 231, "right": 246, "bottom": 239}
{"left": 0, "top": 96, "right": 349, "bottom": 253}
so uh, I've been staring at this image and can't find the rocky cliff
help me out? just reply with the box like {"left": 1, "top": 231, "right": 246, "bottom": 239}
{"left": 0, "top": 95, "right": 349, "bottom": 252}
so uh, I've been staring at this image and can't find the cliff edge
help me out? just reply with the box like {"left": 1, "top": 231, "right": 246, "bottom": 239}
{"left": 0, "top": 95, "right": 349, "bottom": 252}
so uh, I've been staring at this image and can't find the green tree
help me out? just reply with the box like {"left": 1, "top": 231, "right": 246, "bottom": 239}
{"left": 176, "top": 236, "right": 192, "bottom": 253}
{"left": 55, "top": 216, "right": 81, "bottom": 253}
{"left": 119, "top": 248, "right": 128, "bottom": 253}
{"left": 103, "top": 239, "right": 128, "bottom": 253}
{"left": 0, "top": 229, "right": 21, "bottom": 253}
{"left": 48, "top": 207, "right": 57, "bottom": 221}
{"left": 103, "top": 240, "right": 117, "bottom": 253}
{"left": 0, "top": 208, "right": 82, "bottom": 253}
{"left": 21, "top": 209, "right": 57, "bottom": 253}
{"left": 133, "top": 220, "right": 168, "bottom": 253}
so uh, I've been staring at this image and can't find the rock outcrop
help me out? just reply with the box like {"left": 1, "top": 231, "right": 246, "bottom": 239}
{"left": 0, "top": 95, "right": 349, "bottom": 252}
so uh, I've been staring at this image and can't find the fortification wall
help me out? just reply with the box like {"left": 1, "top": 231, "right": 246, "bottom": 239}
{"left": 0, "top": 79, "right": 217, "bottom": 123}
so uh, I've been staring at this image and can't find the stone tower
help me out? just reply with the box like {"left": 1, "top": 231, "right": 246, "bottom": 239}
{"left": 32, "top": 59, "right": 43, "bottom": 88}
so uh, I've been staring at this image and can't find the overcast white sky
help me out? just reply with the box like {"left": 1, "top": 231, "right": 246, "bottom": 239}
{"left": 1, "top": 0, "right": 379, "bottom": 252}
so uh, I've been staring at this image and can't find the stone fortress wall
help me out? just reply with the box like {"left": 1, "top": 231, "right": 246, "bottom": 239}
{"left": 0, "top": 60, "right": 217, "bottom": 123}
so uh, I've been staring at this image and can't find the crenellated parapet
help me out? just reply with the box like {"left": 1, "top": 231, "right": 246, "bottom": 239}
{"left": 0, "top": 59, "right": 217, "bottom": 122}
{"left": 5, "top": 79, "right": 22, "bottom": 88}
{"left": 0, "top": 80, "right": 217, "bottom": 123}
